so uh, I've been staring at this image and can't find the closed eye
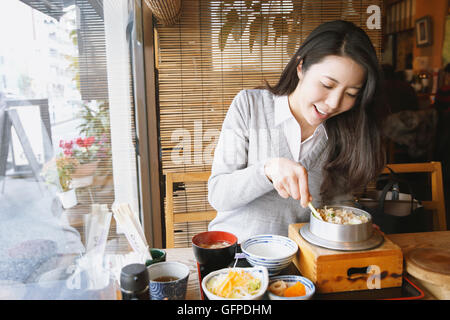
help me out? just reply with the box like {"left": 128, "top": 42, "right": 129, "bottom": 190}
{"left": 322, "top": 82, "right": 358, "bottom": 98}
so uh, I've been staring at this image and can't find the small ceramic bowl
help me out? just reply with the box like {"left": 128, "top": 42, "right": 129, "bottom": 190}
{"left": 145, "top": 248, "right": 167, "bottom": 266}
{"left": 192, "top": 231, "right": 238, "bottom": 269}
{"left": 241, "top": 234, "right": 298, "bottom": 275}
{"left": 147, "top": 261, "right": 190, "bottom": 300}
{"left": 267, "top": 275, "right": 315, "bottom": 300}
{"left": 202, "top": 266, "right": 268, "bottom": 300}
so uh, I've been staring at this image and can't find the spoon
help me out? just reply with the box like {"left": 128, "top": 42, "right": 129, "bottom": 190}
{"left": 308, "top": 202, "right": 323, "bottom": 221}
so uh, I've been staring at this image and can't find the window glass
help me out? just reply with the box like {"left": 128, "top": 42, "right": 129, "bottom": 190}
{"left": 0, "top": 0, "right": 139, "bottom": 299}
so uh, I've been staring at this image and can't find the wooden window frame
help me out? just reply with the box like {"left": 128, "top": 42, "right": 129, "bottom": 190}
{"left": 135, "top": 1, "right": 164, "bottom": 248}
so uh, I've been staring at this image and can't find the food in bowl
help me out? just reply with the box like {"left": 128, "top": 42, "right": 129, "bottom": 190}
{"left": 206, "top": 269, "right": 261, "bottom": 299}
{"left": 267, "top": 275, "right": 315, "bottom": 300}
{"left": 192, "top": 231, "right": 238, "bottom": 268}
{"left": 317, "top": 206, "right": 369, "bottom": 225}
{"left": 269, "top": 280, "right": 306, "bottom": 297}
{"left": 202, "top": 267, "right": 268, "bottom": 300}
{"left": 197, "top": 240, "right": 232, "bottom": 249}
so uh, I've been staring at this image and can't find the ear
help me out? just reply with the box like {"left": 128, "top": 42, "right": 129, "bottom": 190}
{"left": 297, "top": 59, "right": 304, "bottom": 80}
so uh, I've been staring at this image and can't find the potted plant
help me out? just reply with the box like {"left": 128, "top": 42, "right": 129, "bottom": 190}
{"left": 59, "top": 137, "right": 99, "bottom": 188}
{"left": 41, "top": 152, "right": 79, "bottom": 209}
{"left": 75, "top": 102, "right": 113, "bottom": 185}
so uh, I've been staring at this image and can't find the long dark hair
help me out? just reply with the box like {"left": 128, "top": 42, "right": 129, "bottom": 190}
{"left": 266, "top": 20, "right": 386, "bottom": 200}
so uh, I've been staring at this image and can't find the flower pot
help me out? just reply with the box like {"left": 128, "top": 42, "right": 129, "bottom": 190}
{"left": 71, "top": 175, "right": 94, "bottom": 188}
{"left": 72, "top": 161, "right": 99, "bottom": 178}
{"left": 92, "top": 173, "right": 113, "bottom": 188}
{"left": 57, "top": 189, "right": 78, "bottom": 209}
{"left": 71, "top": 161, "right": 98, "bottom": 188}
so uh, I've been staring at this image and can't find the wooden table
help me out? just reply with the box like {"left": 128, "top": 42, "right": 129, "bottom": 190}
{"left": 386, "top": 231, "right": 450, "bottom": 299}
{"left": 165, "top": 248, "right": 202, "bottom": 300}
{"left": 158, "top": 231, "right": 450, "bottom": 300}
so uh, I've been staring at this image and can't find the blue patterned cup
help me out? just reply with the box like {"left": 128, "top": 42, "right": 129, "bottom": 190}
{"left": 147, "top": 261, "right": 190, "bottom": 300}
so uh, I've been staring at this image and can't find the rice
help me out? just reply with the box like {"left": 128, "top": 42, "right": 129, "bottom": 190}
{"left": 317, "top": 206, "right": 369, "bottom": 225}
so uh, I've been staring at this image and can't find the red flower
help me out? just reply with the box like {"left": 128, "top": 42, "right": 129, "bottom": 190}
{"left": 86, "top": 136, "right": 95, "bottom": 147}
{"left": 76, "top": 136, "right": 95, "bottom": 148}
{"left": 64, "top": 141, "right": 73, "bottom": 150}
{"left": 59, "top": 140, "right": 73, "bottom": 151}
{"left": 76, "top": 137, "right": 84, "bottom": 148}
{"left": 63, "top": 149, "right": 73, "bottom": 156}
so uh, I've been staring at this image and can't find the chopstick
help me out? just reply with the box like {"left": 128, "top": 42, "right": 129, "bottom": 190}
{"left": 308, "top": 202, "right": 323, "bottom": 221}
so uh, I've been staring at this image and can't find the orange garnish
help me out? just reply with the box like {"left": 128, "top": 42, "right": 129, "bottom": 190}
{"left": 283, "top": 281, "right": 306, "bottom": 297}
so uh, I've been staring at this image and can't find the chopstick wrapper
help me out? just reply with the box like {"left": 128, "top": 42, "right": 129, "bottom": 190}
{"left": 104, "top": 251, "right": 150, "bottom": 283}
{"left": 112, "top": 203, "right": 151, "bottom": 261}
{"left": 86, "top": 204, "right": 112, "bottom": 255}
{"left": 66, "top": 204, "right": 113, "bottom": 290}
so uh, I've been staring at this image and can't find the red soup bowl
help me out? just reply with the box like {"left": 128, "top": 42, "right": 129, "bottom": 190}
{"left": 192, "top": 231, "right": 238, "bottom": 269}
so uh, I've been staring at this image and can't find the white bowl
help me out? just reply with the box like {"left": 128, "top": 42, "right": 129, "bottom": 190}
{"left": 267, "top": 275, "right": 315, "bottom": 300}
{"left": 241, "top": 234, "right": 298, "bottom": 275}
{"left": 201, "top": 266, "right": 268, "bottom": 300}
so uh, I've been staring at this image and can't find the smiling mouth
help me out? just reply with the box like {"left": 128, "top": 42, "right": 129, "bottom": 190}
{"left": 314, "top": 105, "right": 329, "bottom": 117}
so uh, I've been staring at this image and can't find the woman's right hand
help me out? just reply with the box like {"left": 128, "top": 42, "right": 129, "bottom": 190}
{"left": 264, "top": 158, "right": 312, "bottom": 208}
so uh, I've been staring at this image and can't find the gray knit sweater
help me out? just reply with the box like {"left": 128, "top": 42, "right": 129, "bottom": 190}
{"left": 208, "top": 89, "right": 348, "bottom": 243}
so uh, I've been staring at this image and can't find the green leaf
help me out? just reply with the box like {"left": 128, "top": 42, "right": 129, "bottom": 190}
{"left": 252, "top": 1, "right": 261, "bottom": 12}
{"left": 218, "top": 8, "right": 240, "bottom": 50}
{"left": 249, "top": 15, "right": 269, "bottom": 52}
{"left": 272, "top": 16, "right": 286, "bottom": 43}
{"left": 219, "top": 21, "right": 233, "bottom": 51}
{"left": 232, "top": 14, "right": 248, "bottom": 42}
{"left": 262, "top": 16, "right": 269, "bottom": 46}
{"left": 249, "top": 15, "right": 263, "bottom": 52}
{"left": 286, "top": 21, "right": 301, "bottom": 55}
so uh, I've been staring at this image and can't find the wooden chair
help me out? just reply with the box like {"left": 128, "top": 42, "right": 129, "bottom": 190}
{"left": 381, "top": 161, "right": 447, "bottom": 231}
{"left": 165, "top": 171, "right": 216, "bottom": 248}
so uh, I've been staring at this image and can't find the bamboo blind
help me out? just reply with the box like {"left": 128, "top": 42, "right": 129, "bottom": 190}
{"left": 74, "top": 0, "right": 120, "bottom": 208}
{"left": 77, "top": 0, "right": 108, "bottom": 101}
{"left": 155, "top": 0, "right": 383, "bottom": 247}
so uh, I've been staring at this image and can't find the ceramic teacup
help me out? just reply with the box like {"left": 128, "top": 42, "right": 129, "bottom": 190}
{"left": 147, "top": 261, "right": 190, "bottom": 300}
{"left": 145, "top": 248, "right": 167, "bottom": 266}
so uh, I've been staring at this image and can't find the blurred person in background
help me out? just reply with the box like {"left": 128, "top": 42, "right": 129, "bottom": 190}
{"left": 381, "top": 63, "right": 419, "bottom": 114}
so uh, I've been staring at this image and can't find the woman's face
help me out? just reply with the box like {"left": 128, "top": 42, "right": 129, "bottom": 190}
{"left": 289, "top": 55, "right": 366, "bottom": 129}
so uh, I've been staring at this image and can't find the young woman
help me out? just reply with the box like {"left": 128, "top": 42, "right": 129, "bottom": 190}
{"left": 207, "top": 20, "right": 386, "bottom": 243}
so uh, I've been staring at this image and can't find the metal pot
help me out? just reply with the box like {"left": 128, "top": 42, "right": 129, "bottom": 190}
{"left": 309, "top": 205, "right": 373, "bottom": 242}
